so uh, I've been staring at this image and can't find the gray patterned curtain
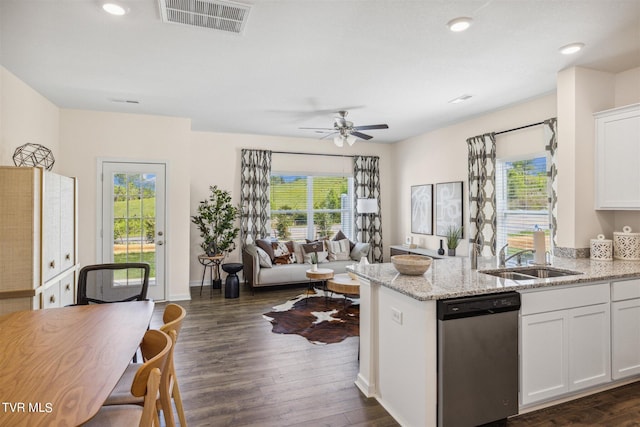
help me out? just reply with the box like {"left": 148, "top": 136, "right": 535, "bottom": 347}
{"left": 545, "top": 118, "right": 558, "bottom": 251}
{"left": 467, "top": 133, "right": 497, "bottom": 256}
{"left": 354, "top": 156, "right": 383, "bottom": 263}
{"left": 240, "top": 149, "right": 272, "bottom": 247}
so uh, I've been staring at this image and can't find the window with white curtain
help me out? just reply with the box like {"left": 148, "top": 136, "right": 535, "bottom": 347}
{"left": 496, "top": 154, "right": 551, "bottom": 261}
{"left": 270, "top": 174, "right": 354, "bottom": 241}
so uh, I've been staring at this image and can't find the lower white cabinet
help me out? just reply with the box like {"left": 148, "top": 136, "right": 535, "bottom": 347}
{"left": 520, "top": 283, "right": 611, "bottom": 406}
{"left": 41, "top": 270, "right": 75, "bottom": 309}
{"left": 611, "top": 279, "right": 640, "bottom": 379}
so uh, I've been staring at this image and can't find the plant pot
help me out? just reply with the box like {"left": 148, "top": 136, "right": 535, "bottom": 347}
{"left": 311, "top": 264, "right": 318, "bottom": 272}
{"left": 448, "top": 248, "right": 456, "bottom": 257}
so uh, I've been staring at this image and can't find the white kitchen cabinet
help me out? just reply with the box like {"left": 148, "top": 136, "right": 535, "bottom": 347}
{"left": 520, "top": 282, "right": 611, "bottom": 406}
{"left": 0, "top": 166, "right": 78, "bottom": 314}
{"left": 594, "top": 103, "right": 640, "bottom": 210}
{"left": 611, "top": 279, "right": 640, "bottom": 379}
{"left": 568, "top": 303, "right": 610, "bottom": 390}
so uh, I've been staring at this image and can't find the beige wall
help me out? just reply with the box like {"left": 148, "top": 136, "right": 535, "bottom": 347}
{"left": 189, "top": 132, "right": 393, "bottom": 284}
{"left": 0, "top": 67, "right": 60, "bottom": 168}
{"left": 392, "top": 94, "right": 557, "bottom": 255}
{"left": 58, "top": 110, "right": 193, "bottom": 300}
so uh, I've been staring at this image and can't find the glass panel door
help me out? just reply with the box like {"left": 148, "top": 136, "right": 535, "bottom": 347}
{"left": 101, "top": 162, "right": 166, "bottom": 300}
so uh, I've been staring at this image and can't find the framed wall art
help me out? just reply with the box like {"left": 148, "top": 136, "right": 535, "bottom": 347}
{"left": 411, "top": 184, "right": 433, "bottom": 235}
{"left": 435, "top": 181, "right": 463, "bottom": 236}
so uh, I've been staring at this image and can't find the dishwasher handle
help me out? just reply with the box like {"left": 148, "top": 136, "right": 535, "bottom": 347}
{"left": 437, "top": 292, "right": 521, "bottom": 321}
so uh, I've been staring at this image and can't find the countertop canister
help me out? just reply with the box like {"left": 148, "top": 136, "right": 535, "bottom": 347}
{"left": 591, "top": 234, "right": 613, "bottom": 261}
{"left": 613, "top": 226, "right": 640, "bottom": 260}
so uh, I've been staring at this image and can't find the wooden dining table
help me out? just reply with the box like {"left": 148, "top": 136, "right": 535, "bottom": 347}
{"left": 0, "top": 301, "right": 154, "bottom": 426}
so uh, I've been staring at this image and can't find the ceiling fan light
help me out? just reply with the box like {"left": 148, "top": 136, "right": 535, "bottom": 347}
{"left": 346, "top": 135, "right": 357, "bottom": 146}
{"left": 447, "top": 17, "right": 472, "bottom": 32}
{"left": 333, "top": 135, "right": 344, "bottom": 147}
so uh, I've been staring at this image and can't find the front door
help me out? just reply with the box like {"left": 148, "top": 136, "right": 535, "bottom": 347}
{"left": 101, "top": 161, "right": 166, "bottom": 300}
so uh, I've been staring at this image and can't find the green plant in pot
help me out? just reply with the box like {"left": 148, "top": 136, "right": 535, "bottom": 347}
{"left": 191, "top": 185, "right": 240, "bottom": 257}
{"left": 445, "top": 226, "right": 462, "bottom": 256}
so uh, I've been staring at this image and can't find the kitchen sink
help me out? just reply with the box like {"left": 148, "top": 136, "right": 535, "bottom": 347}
{"left": 480, "top": 266, "right": 584, "bottom": 280}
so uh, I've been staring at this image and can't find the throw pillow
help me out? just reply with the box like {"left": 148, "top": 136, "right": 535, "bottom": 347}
{"left": 255, "top": 247, "right": 273, "bottom": 268}
{"left": 303, "top": 250, "right": 329, "bottom": 264}
{"left": 292, "top": 241, "right": 305, "bottom": 264}
{"left": 350, "top": 242, "right": 371, "bottom": 262}
{"left": 301, "top": 240, "right": 325, "bottom": 254}
{"left": 333, "top": 230, "right": 356, "bottom": 251}
{"left": 327, "top": 238, "right": 351, "bottom": 261}
{"left": 274, "top": 253, "right": 296, "bottom": 265}
{"left": 256, "top": 238, "right": 275, "bottom": 261}
{"left": 272, "top": 241, "right": 290, "bottom": 257}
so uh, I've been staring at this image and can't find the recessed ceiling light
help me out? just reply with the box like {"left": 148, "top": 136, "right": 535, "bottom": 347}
{"left": 102, "top": 3, "right": 127, "bottom": 16}
{"left": 447, "top": 17, "right": 472, "bottom": 32}
{"left": 449, "top": 94, "right": 473, "bottom": 104}
{"left": 559, "top": 42, "right": 585, "bottom": 55}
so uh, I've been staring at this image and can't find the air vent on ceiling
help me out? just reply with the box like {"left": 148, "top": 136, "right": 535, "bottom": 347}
{"left": 158, "top": 0, "right": 251, "bottom": 35}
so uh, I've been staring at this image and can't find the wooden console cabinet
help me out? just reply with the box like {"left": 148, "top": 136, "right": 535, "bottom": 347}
{"left": 0, "top": 166, "right": 78, "bottom": 314}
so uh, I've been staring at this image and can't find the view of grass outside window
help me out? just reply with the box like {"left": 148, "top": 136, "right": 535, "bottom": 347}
{"left": 112, "top": 173, "right": 156, "bottom": 283}
{"left": 270, "top": 174, "right": 354, "bottom": 241}
{"left": 496, "top": 156, "right": 551, "bottom": 262}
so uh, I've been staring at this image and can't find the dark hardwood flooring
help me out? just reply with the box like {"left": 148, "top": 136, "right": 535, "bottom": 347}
{"left": 153, "top": 284, "right": 640, "bottom": 427}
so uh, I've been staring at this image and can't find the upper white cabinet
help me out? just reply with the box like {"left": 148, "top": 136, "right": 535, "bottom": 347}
{"left": 594, "top": 103, "right": 640, "bottom": 210}
{"left": 0, "top": 167, "right": 78, "bottom": 314}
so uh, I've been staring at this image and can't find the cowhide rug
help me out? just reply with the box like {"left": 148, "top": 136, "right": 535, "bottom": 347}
{"left": 263, "top": 289, "right": 359, "bottom": 345}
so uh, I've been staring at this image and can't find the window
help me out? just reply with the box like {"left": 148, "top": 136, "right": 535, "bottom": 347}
{"left": 270, "top": 174, "right": 354, "bottom": 241}
{"left": 496, "top": 155, "right": 551, "bottom": 261}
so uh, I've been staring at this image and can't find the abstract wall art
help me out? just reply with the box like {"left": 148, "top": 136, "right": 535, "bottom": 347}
{"left": 435, "top": 181, "right": 463, "bottom": 236}
{"left": 411, "top": 184, "right": 433, "bottom": 235}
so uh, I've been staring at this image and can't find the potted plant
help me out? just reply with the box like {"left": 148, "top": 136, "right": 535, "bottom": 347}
{"left": 191, "top": 185, "right": 240, "bottom": 257}
{"left": 445, "top": 226, "right": 462, "bottom": 256}
{"left": 310, "top": 252, "right": 318, "bottom": 271}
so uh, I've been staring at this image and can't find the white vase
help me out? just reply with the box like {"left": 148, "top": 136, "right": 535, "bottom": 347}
{"left": 312, "top": 264, "right": 318, "bottom": 272}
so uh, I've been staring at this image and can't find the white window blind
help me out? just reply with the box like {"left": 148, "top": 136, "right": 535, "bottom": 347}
{"left": 270, "top": 174, "right": 354, "bottom": 241}
{"left": 496, "top": 156, "right": 550, "bottom": 259}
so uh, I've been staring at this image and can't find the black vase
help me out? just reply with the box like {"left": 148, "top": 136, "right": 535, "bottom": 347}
{"left": 438, "top": 239, "right": 445, "bottom": 256}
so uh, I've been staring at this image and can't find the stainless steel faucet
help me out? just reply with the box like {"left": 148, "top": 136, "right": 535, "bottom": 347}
{"left": 498, "top": 243, "right": 536, "bottom": 267}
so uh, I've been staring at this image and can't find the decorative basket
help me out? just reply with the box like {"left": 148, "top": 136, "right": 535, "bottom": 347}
{"left": 591, "top": 234, "right": 613, "bottom": 261}
{"left": 613, "top": 226, "right": 640, "bottom": 261}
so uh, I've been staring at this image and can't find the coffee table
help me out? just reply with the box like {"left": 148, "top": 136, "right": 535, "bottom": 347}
{"left": 305, "top": 268, "right": 334, "bottom": 301}
{"left": 326, "top": 273, "right": 360, "bottom": 305}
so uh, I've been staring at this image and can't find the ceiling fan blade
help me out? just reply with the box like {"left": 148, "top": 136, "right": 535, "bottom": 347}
{"left": 353, "top": 124, "right": 389, "bottom": 131}
{"left": 351, "top": 131, "right": 373, "bottom": 140}
{"left": 299, "top": 127, "right": 334, "bottom": 130}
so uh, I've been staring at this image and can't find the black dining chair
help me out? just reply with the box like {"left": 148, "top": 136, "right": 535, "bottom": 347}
{"left": 76, "top": 262, "right": 151, "bottom": 305}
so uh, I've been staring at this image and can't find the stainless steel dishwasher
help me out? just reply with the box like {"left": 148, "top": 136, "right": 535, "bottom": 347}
{"left": 437, "top": 291, "right": 521, "bottom": 427}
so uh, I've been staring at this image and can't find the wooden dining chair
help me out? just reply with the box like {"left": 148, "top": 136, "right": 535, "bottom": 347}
{"left": 105, "top": 303, "right": 187, "bottom": 427}
{"left": 83, "top": 329, "right": 171, "bottom": 427}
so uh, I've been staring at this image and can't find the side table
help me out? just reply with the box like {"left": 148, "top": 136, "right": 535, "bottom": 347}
{"left": 222, "top": 263, "right": 243, "bottom": 299}
{"left": 326, "top": 273, "right": 360, "bottom": 305}
{"left": 305, "top": 268, "right": 334, "bottom": 302}
{"left": 198, "top": 254, "right": 224, "bottom": 297}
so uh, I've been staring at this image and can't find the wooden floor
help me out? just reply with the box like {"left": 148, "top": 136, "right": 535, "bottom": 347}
{"left": 154, "top": 284, "right": 640, "bottom": 427}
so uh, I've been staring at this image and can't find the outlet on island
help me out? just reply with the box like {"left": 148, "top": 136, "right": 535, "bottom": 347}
{"left": 391, "top": 307, "right": 403, "bottom": 325}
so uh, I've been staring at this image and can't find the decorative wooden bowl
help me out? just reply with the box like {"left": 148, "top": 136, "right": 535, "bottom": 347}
{"left": 391, "top": 255, "right": 433, "bottom": 275}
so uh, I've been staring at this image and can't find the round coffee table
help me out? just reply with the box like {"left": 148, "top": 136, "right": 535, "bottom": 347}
{"left": 326, "top": 273, "right": 360, "bottom": 305}
{"left": 305, "top": 268, "right": 334, "bottom": 302}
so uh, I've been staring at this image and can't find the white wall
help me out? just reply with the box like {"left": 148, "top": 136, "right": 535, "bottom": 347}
{"left": 392, "top": 94, "right": 557, "bottom": 254}
{"left": 189, "top": 131, "right": 393, "bottom": 284}
{"left": 0, "top": 67, "right": 59, "bottom": 169}
{"left": 58, "top": 109, "right": 193, "bottom": 301}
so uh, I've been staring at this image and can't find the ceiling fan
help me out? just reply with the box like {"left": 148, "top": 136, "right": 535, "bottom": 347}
{"left": 300, "top": 111, "right": 389, "bottom": 147}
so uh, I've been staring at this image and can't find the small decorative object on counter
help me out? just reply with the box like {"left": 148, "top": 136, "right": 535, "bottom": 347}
{"left": 532, "top": 225, "right": 547, "bottom": 265}
{"left": 13, "top": 143, "right": 55, "bottom": 171}
{"left": 445, "top": 226, "right": 461, "bottom": 257}
{"left": 591, "top": 234, "right": 613, "bottom": 261}
{"left": 613, "top": 226, "right": 640, "bottom": 260}
{"left": 438, "top": 239, "right": 445, "bottom": 256}
{"left": 391, "top": 254, "right": 432, "bottom": 275}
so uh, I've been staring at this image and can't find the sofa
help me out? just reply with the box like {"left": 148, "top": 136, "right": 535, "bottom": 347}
{"left": 242, "top": 234, "right": 370, "bottom": 289}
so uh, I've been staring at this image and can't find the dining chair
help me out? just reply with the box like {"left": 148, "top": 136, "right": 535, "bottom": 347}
{"left": 105, "top": 303, "right": 187, "bottom": 427}
{"left": 83, "top": 329, "right": 171, "bottom": 427}
{"left": 77, "top": 262, "right": 150, "bottom": 305}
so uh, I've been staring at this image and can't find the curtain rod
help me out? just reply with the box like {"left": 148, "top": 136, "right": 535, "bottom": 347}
{"left": 271, "top": 150, "right": 356, "bottom": 159}
{"left": 495, "top": 121, "right": 545, "bottom": 136}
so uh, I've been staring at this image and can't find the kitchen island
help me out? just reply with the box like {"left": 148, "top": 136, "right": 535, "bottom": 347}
{"left": 348, "top": 256, "right": 640, "bottom": 426}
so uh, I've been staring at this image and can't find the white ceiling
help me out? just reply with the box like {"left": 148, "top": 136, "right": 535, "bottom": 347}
{"left": 1, "top": 0, "right": 639, "bottom": 144}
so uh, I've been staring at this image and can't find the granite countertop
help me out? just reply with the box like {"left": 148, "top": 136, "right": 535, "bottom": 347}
{"left": 347, "top": 256, "right": 640, "bottom": 301}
